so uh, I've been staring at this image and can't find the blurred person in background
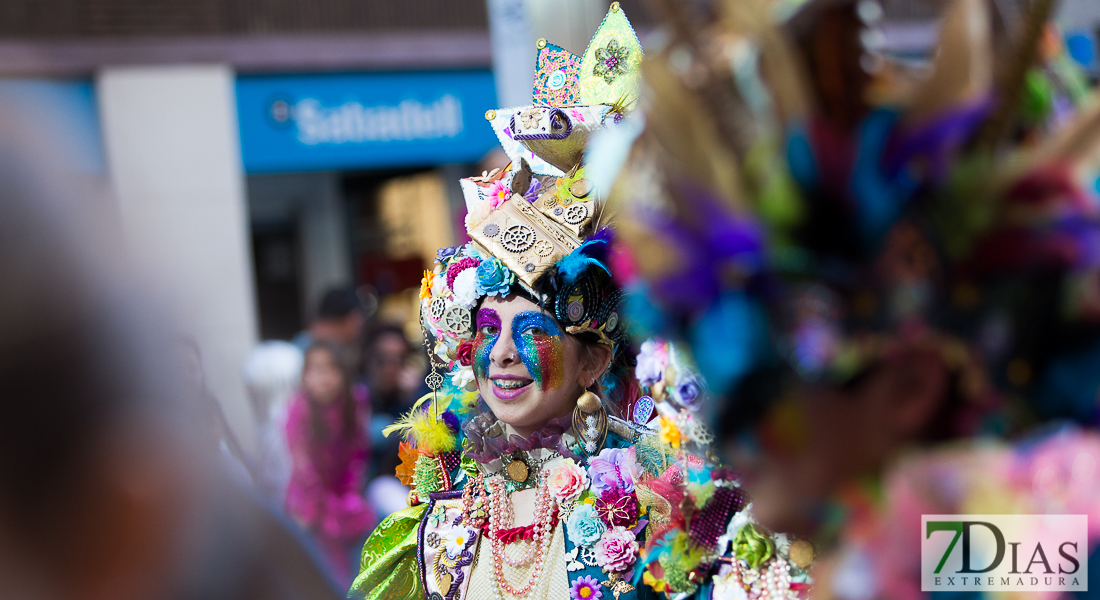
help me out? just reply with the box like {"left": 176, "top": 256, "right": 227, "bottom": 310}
{"left": 360, "top": 324, "right": 424, "bottom": 479}
{"left": 242, "top": 340, "right": 303, "bottom": 507}
{"left": 285, "top": 340, "right": 374, "bottom": 587}
{"left": 178, "top": 334, "right": 255, "bottom": 486}
{"left": 0, "top": 100, "right": 342, "bottom": 600}
{"left": 294, "top": 287, "right": 366, "bottom": 357}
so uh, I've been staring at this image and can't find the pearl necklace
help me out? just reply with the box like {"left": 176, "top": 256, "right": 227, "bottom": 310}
{"left": 487, "top": 474, "right": 556, "bottom": 596}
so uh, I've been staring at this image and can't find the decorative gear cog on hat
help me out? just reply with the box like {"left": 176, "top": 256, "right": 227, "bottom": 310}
{"left": 442, "top": 306, "right": 471, "bottom": 334}
{"left": 429, "top": 297, "right": 447, "bottom": 321}
{"left": 501, "top": 225, "right": 536, "bottom": 253}
{"left": 564, "top": 203, "right": 589, "bottom": 225}
{"left": 533, "top": 239, "right": 554, "bottom": 257}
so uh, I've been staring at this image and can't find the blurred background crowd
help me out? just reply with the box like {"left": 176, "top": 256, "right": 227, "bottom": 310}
{"left": 1, "top": 0, "right": 1100, "bottom": 599}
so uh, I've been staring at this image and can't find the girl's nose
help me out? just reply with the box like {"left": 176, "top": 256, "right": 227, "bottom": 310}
{"left": 489, "top": 331, "right": 518, "bottom": 367}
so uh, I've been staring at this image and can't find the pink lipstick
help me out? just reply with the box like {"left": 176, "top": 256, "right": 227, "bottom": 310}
{"left": 490, "top": 374, "right": 534, "bottom": 401}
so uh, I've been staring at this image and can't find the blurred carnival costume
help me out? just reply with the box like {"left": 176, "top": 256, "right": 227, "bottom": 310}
{"left": 600, "top": 0, "right": 1100, "bottom": 597}
{"left": 351, "top": 5, "right": 806, "bottom": 600}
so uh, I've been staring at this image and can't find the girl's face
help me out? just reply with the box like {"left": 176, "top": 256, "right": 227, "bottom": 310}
{"left": 302, "top": 349, "right": 344, "bottom": 405}
{"left": 473, "top": 294, "right": 606, "bottom": 437}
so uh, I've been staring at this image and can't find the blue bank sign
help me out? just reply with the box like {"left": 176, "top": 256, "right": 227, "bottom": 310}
{"left": 236, "top": 70, "right": 498, "bottom": 173}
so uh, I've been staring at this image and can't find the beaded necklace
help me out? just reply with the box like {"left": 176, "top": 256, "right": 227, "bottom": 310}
{"left": 486, "top": 473, "right": 557, "bottom": 596}
{"left": 461, "top": 473, "right": 490, "bottom": 529}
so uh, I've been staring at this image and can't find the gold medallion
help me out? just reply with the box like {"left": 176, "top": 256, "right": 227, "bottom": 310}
{"left": 569, "top": 178, "right": 593, "bottom": 198}
{"left": 506, "top": 459, "right": 529, "bottom": 483}
{"left": 788, "top": 539, "right": 815, "bottom": 568}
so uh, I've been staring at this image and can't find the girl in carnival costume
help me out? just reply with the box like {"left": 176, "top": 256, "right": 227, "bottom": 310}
{"left": 602, "top": 0, "right": 1100, "bottom": 597}
{"left": 352, "top": 4, "right": 805, "bottom": 600}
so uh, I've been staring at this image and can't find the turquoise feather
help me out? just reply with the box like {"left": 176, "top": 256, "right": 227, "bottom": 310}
{"left": 557, "top": 239, "right": 611, "bottom": 285}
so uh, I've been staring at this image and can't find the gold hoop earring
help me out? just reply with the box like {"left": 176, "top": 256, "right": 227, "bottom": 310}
{"left": 572, "top": 389, "right": 607, "bottom": 455}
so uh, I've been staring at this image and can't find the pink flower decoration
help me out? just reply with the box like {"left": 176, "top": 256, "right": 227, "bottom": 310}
{"left": 569, "top": 109, "right": 586, "bottom": 123}
{"left": 570, "top": 575, "right": 603, "bottom": 600}
{"left": 587, "top": 446, "right": 642, "bottom": 494}
{"left": 487, "top": 180, "right": 510, "bottom": 209}
{"left": 445, "top": 257, "right": 480, "bottom": 291}
{"left": 594, "top": 526, "right": 638, "bottom": 572}
{"left": 595, "top": 487, "right": 639, "bottom": 528}
{"left": 548, "top": 458, "right": 589, "bottom": 502}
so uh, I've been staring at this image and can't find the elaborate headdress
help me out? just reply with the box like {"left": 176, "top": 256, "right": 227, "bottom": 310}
{"left": 421, "top": 3, "right": 644, "bottom": 379}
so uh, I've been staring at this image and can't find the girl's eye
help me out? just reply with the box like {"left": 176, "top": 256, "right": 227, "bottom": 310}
{"left": 527, "top": 327, "right": 548, "bottom": 337}
{"left": 479, "top": 325, "right": 499, "bottom": 336}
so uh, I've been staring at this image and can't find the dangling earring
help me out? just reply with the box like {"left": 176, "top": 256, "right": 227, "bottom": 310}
{"left": 572, "top": 387, "right": 607, "bottom": 455}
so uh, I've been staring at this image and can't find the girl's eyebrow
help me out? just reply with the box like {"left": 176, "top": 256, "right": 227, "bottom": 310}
{"left": 476, "top": 308, "right": 501, "bottom": 328}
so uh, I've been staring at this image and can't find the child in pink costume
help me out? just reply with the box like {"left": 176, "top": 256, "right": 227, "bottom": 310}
{"left": 285, "top": 341, "right": 374, "bottom": 586}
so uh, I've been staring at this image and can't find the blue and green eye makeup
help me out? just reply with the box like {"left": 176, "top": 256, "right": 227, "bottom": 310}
{"left": 474, "top": 308, "right": 566, "bottom": 392}
{"left": 511, "top": 311, "right": 565, "bottom": 391}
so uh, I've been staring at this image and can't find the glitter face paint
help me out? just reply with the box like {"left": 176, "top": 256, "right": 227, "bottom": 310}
{"left": 511, "top": 311, "right": 565, "bottom": 391}
{"left": 473, "top": 308, "right": 500, "bottom": 382}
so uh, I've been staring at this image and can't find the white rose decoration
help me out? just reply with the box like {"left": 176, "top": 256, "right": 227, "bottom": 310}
{"left": 451, "top": 268, "right": 480, "bottom": 309}
{"left": 463, "top": 201, "right": 492, "bottom": 230}
{"left": 451, "top": 365, "right": 475, "bottom": 388}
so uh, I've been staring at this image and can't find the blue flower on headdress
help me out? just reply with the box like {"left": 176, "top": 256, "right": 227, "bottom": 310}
{"left": 463, "top": 244, "right": 484, "bottom": 260}
{"left": 671, "top": 378, "right": 703, "bottom": 412}
{"left": 436, "top": 246, "right": 458, "bottom": 262}
{"left": 635, "top": 339, "right": 666, "bottom": 387}
{"left": 475, "top": 257, "right": 515, "bottom": 297}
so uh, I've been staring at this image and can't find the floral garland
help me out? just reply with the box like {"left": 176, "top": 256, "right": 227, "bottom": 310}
{"left": 535, "top": 442, "right": 812, "bottom": 600}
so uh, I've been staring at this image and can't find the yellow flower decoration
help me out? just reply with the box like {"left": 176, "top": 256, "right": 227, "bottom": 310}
{"left": 419, "top": 270, "right": 435, "bottom": 300}
{"left": 643, "top": 570, "right": 667, "bottom": 593}
{"left": 658, "top": 415, "right": 681, "bottom": 449}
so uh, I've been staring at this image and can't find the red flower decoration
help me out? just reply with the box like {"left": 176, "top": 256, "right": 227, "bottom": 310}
{"left": 595, "top": 487, "right": 639, "bottom": 528}
{"left": 456, "top": 340, "right": 475, "bottom": 367}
